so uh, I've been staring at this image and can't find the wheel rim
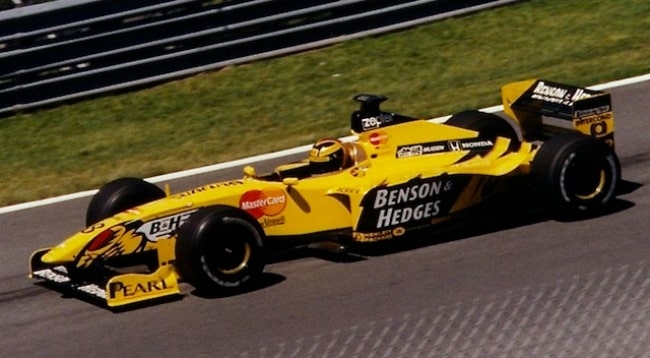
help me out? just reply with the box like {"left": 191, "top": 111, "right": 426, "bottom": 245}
{"left": 563, "top": 153, "right": 608, "bottom": 201}
{"left": 574, "top": 170, "right": 606, "bottom": 200}
{"left": 209, "top": 238, "right": 251, "bottom": 275}
{"left": 201, "top": 219, "right": 254, "bottom": 276}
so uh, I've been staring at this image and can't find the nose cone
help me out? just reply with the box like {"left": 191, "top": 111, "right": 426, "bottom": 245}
{"left": 39, "top": 216, "right": 123, "bottom": 266}
{"left": 40, "top": 242, "right": 79, "bottom": 264}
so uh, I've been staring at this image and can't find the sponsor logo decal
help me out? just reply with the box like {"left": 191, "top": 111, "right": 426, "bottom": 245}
{"left": 78, "top": 284, "right": 107, "bottom": 299}
{"left": 531, "top": 80, "right": 592, "bottom": 105}
{"left": 352, "top": 227, "right": 406, "bottom": 242}
{"left": 33, "top": 267, "right": 71, "bottom": 283}
{"left": 448, "top": 140, "right": 461, "bottom": 151}
{"left": 32, "top": 267, "right": 107, "bottom": 299}
{"left": 448, "top": 139, "right": 494, "bottom": 151}
{"left": 574, "top": 105, "right": 610, "bottom": 118}
{"left": 335, "top": 187, "right": 360, "bottom": 195}
{"left": 396, "top": 145, "right": 423, "bottom": 158}
{"left": 375, "top": 199, "right": 441, "bottom": 229}
{"left": 357, "top": 176, "right": 469, "bottom": 231}
{"left": 136, "top": 211, "right": 196, "bottom": 241}
{"left": 177, "top": 181, "right": 243, "bottom": 198}
{"left": 354, "top": 230, "right": 394, "bottom": 242}
{"left": 109, "top": 279, "right": 168, "bottom": 299}
{"left": 361, "top": 113, "right": 394, "bottom": 130}
{"left": 372, "top": 180, "right": 449, "bottom": 209}
{"left": 240, "top": 188, "right": 287, "bottom": 219}
{"left": 396, "top": 139, "right": 494, "bottom": 158}
{"left": 573, "top": 112, "right": 612, "bottom": 127}
{"left": 260, "top": 215, "right": 285, "bottom": 228}
{"left": 575, "top": 113, "right": 613, "bottom": 141}
{"left": 371, "top": 179, "right": 448, "bottom": 228}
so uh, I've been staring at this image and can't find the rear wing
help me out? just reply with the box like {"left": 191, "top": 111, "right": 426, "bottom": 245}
{"left": 501, "top": 79, "right": 615, "bottom": 147}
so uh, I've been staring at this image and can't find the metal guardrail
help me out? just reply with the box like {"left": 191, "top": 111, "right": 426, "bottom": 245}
{"left": 0, "top": 0, "right": 520, "bottom": 116}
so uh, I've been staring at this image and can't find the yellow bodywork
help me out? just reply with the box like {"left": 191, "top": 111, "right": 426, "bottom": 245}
{"left": 30, "top": 79, "right": 613, "bottom": 308}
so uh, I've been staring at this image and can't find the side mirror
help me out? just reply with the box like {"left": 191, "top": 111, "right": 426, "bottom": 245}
{"left": 282, "top": 177, "right": 299, "bottom": 186}
{"left": 243, "top": 166, "right": 256, "bottom": 178}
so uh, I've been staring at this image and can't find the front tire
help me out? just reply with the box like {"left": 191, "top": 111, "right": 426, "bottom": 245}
{"left": 86, "top": 178, "right": 165, "bottom": 226}
{"left": 175, "top": 206, "right": 265, "bottom": 294}
{"left": 531, "top": 133, "right": 620, "bottom": 218}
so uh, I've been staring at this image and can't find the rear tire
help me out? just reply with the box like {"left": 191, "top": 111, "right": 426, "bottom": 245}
{"left": 531, "top": 133, "right": 620, "bottom": 218}
{"left": 447, "top": 110, "right": 519, "bottom": 149}
{"left": 86, "top": 178, "right": 165, "bottom": 226}
{"left": 175, "top": 206, "right": 265, "bottom": 294}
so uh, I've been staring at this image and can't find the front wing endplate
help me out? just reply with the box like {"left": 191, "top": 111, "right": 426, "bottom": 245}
{"left": 29, "top": 248, "right": 181, "bottom": 308}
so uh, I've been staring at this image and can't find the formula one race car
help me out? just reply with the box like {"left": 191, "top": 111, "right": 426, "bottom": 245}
{"left": 30, "top": 79, "right": 620, "bottom": 308}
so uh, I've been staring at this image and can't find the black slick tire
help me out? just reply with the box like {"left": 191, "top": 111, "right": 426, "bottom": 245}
{"left": 174, "top": 205, "right": 265, "bottom": 294}
{"left": 447, "top": 110, "right": 519, "bottom": 150}
{"left": 531, "top": 133, "right": 620, "bottom": 218}
{"left": 86, "top": 177, "right": 165, "bottom": 226}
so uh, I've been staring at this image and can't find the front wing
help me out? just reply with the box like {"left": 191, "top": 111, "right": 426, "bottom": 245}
{"left": 29, "top": 248, "right": 181, "bottom": 308}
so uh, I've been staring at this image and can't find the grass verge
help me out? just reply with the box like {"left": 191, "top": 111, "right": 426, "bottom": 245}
{"left": 1, "top": 0, "right": 648, "bottom": 206}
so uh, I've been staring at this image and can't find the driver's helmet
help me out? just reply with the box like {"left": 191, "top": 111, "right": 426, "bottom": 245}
{"left": 309, "top": 138, "right": 350, "bottom": 174}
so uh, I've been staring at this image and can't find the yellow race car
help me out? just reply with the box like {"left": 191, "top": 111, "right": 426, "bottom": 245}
{"left": 30, "top": 79, "right": 620, "bottom": 308}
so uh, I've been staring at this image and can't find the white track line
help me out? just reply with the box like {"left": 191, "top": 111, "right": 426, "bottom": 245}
{"left": 1, "top": 73, "right": 649, "bottom": 215}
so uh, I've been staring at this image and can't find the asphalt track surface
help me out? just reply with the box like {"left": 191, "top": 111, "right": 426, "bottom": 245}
{"left": 1, "top": 80, "right": 649, "bottom": 357}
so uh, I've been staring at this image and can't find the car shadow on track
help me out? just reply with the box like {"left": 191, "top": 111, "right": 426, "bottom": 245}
{"left": 189, "top": 272, "right": 287, "bottom": 299}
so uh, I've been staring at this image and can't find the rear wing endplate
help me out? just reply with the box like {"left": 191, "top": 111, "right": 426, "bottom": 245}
{"left": 501, "top": 79, "right": 615, "bottom": 147}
